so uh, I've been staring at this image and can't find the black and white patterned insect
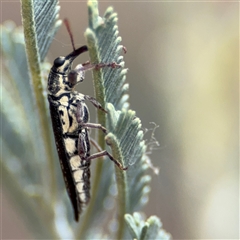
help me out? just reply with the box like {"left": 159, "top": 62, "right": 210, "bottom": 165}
{"left": 47, "top": 20, "right": 126, "bottom": 221}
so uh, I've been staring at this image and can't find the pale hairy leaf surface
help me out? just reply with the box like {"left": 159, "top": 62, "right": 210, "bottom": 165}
{"left": 33, "top": 0, "right": 61, "bottom": 61}
{"left": 106, "top": 103, "right": 151, "bottom": 211}
{"left": 1, "top": 22, "right": 60, "bottom": 239}
{"left": 77, "top": 2, "right": 130, "bottom": 238}
{"left": 125, "top": 213, "right": 171, "bottom": 240}
{"left": 81, "top": 1, "right": 152, "bottom": 239}
{"left": 1, "top": 23, "right": 42, "bottom": 186}
{"left": 21, "top": 0, "right": 61, "bottom": 167}
{"left": 105, "top": 104, "right": 152, "bottom": 239}
{"left": 1, "top": 0, "right": 66, "bottom": 238}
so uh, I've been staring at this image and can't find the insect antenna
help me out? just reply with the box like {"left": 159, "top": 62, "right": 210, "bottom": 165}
{"left": 63, "top": 18, "right": 76, "bottom": 51}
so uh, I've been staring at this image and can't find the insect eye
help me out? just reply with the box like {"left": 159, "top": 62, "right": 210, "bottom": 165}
{"left": 54, "top": 57, "right": 65, "bottom": 67}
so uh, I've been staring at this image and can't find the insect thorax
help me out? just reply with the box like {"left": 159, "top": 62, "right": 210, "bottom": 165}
{"left": 48, "top": 69, "right": 74, "bottom": 96}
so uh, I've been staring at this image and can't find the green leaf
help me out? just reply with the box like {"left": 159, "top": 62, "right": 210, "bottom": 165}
{"left": 80, "top": 1, "right": 152, "bottom": 239}
{"left": 125, "top": 213, "right": 171, "bottom": 240}
{"left": 85, "top": 1, "right": 128, "bottom": 111}
{"left": 20, "top": 0, "right": 61, "bottom": 205}
{"left": 22, "top": 0, "right": 61, "bottom": 62}
{"left": 124, "top": 212, "right": 142, "bottom": 239}
{"left": 1, "top": 0, "right": 63, "bottom": 238}
{"left": 32, "top": 0, "right": 61, "bottom": 61}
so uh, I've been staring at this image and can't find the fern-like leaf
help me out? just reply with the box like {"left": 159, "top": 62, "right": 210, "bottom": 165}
{"left": 1, "top": 0, "right": 64, "bottom": 238}
{"left": 125, "top": 212, "right": 171, "bottom": 240}
{"left": 80, "top": 1, "right": 152, "bottom": 239}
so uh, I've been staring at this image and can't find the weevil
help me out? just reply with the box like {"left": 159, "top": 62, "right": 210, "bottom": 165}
{"left": 47, "top": 19, "right": 127, "bottom": 221}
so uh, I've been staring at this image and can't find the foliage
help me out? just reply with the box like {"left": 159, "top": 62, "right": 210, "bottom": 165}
{"left": 1, "top": 0, "right": 170, "bottom": 239}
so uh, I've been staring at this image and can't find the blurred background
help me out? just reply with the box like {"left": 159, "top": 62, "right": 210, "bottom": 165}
{"left": 1, "top": 1, "right": 238, "bottom": 239}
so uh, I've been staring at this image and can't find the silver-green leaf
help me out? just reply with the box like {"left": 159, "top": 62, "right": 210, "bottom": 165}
{"left": 125, "top": 213, "right": 171, "bottom": 240}
{"left": 81, "top": 1, "right": 152, "bottom": 239}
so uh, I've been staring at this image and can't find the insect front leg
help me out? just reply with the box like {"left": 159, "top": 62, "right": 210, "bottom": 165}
{"left": 68, "top": 61, "right": 122, "bottom": 86}
{"left": 77, "top": 61, "right": 122, "bottom": 72}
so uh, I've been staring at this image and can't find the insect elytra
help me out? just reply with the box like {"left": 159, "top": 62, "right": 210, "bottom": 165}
{"left": 47, "top": 19, "right": 127, "bottom": 221}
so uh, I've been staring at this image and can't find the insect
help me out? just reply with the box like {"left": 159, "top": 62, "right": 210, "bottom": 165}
{"left": 47, "top": 19, "right": 127, "bottom": 221}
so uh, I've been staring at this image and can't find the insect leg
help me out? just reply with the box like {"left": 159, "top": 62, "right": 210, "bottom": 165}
{"left": 68, "top": 60, "right": 122, "bottom": 86}
{"left": 86, "top": 150, "right": 128, "bottom": 170}
{"left": 78, "top": 130, "right": 90, "bottom": 160}
{"left": 79, "top": 137, "right": 128, "bottom": 174}
{"left": 80, "top": 61, "right": 122, "bottom": 71}
{"left": 90, "top": 138, "right": 102, "bottom": 152}
{"left": 83, "top": 123, "right": 107, "bottom": 133}
{"left": 84, "top": 95, "right": 107, "bottom": 113}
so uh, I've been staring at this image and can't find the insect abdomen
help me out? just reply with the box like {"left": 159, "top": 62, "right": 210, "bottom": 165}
{"left": 66, "top": 131, "right": 91, "bottom": 204}
{"left": 48, "top": 97, "right": 80, "bottom": 220}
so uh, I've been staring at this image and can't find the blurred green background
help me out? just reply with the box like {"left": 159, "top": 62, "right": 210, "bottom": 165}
{"left": 1, "top": 1, "right": 238, "bottom": 239}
